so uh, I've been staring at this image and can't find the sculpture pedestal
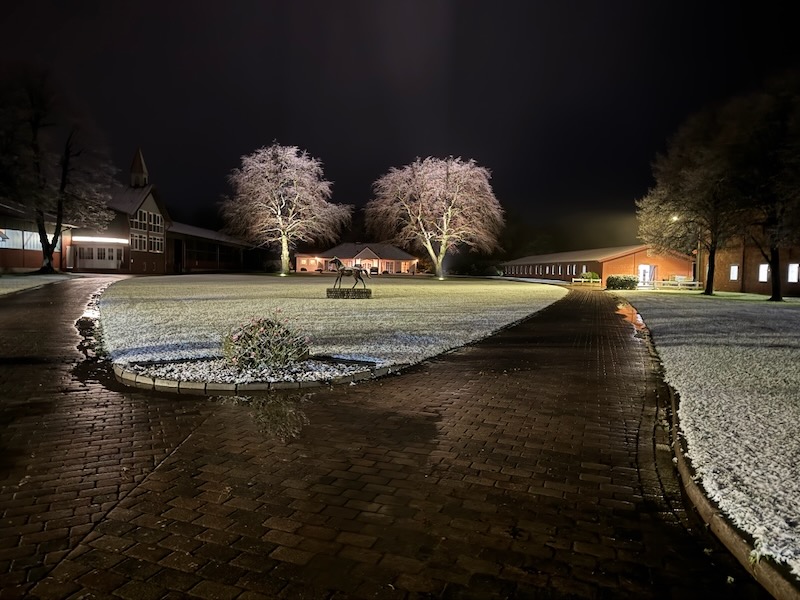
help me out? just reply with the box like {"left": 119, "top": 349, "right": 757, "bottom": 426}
{"left": 326, "top": 288, "right": 372, "bottom": 299}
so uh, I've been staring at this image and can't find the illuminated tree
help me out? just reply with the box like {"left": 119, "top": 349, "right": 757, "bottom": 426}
{"left": 221, "top": 143, "right": 352, "bottom": 275}
{"left": 0, "top": 65, "right": 116, "bottom": 272}
{"left": 366, "top": 156, "right": 504, "bottom": 279}
{"left": 637, "top": 106, "right": 744, "bottom": 295}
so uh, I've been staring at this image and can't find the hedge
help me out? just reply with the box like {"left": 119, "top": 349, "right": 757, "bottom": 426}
{"left": 606, "top": 274, "right": 638, "bottom": 290}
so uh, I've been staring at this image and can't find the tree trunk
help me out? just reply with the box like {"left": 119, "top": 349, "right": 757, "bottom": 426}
{"left": 280, "top": 235, "right": 290, "bottom": 275}
{"left": 433, "top": 258, "right": 444, "bottom": 279}
{"left": 703, "top": 244, "right": 717, "bottom": 296}
{"left": 768, "top": 245, "right": 782, "bottom": 302}
{"left": 35, "top": 210, "right": 58, "bottom": 274}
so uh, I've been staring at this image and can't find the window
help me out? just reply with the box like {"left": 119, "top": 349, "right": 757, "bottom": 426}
{"left": 78, "top": 247, "right": 94, "bottom": 260}
{"left": 131, "top": 210, "right": 147, "bottom": 231}
{"left": 558, "top": 265, "right": 562, "bottom": 275}
{"left": 130, "top": 233, "right": 147, "bottom": 251}
{"left": 148, "top": 236, "right": 164, "bottom": 253}
{"left": 729, "top": 265, "right": 739, "bottom": 280}
{"left": 116, "top": 248, "right": 123, "bottom": 261}
{"left": 97, "top": 248, "right": 106, "bottom": 260}
{"left": 758, "top": 264, "right": 769, "bottom": 282}
{"left": 148, "top": 212, "right": 163, "bottom": 233}
{"left": 789, "top": 263, "right": 799, "bottom": 284}
{"left": 581, "top": 265, "right": 587, "bottom": 274}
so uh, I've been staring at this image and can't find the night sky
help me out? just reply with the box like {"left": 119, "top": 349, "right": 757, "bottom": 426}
{"left": 3, "top": 1, "right": 799, "bottom": 250}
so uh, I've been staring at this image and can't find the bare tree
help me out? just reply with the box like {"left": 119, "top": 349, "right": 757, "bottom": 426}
{"left": 0, "top": 64, "right": 116, "bottom": 272}
{"left": 221, "top": 143, "right": 352, "bottom": 275}
{"left": 366, "top": 156, "right": 504, "bottom": 278}
{"left": 727, "top": 77, "right": 800, "bottom": 301}
{"left": 637, "top": 106, "right": 744, "bottom": 295}
{"left": 640, "top": 75, "right": 800, "bottom": 300}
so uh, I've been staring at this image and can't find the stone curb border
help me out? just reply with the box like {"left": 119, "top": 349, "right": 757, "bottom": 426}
{"left": 667, "top": 385, "right": 800, "bottom": 600}
{"left": 627, "top": 294, "right": 800, "bottom": 600}
{"left": 112, "top": 363, "right": 406, "bottom": 396}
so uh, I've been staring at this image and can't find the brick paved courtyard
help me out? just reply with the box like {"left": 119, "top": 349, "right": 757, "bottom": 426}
{"left": 0, "top": 277, "right": 769, "bottom": 599}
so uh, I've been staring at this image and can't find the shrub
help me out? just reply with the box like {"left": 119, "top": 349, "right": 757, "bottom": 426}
{"left": 579, "top": 271, "right": 600, "bottom": 280}
{"left": 223, "top": 312, "right": 309, "bottom": 370}
{"left": 606, "top": 274, "right": 639, "bottom": 290}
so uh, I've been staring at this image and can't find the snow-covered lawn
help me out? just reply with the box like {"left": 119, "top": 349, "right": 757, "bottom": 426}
{"left": 98, "top": 274, "right": 567, "bottom": 381}
{"left": 617, "top": 289, "right": 800, "bottom": 580}
{"left": 0, "top": 273, "right": 71, "bottom": 295}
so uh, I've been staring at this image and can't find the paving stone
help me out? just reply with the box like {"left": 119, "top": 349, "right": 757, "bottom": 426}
{"left": 0, "top": 280, "right": 780, "bottom": 599}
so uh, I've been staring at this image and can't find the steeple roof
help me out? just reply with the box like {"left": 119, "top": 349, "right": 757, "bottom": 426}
{"left": 130, "top": 148, "right": 149, "bottom": 187}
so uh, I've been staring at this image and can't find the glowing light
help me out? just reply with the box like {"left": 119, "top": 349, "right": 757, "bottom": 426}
{"left": 72, "top": 236, "right": 129, "bottom": 244}
{"left": 280, "top": 273, "right": 288, "bottom": 277}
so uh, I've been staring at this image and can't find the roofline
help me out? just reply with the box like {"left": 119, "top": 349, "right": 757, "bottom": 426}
{"left": 499, "top": 244, "right": 650, "bottom": 266}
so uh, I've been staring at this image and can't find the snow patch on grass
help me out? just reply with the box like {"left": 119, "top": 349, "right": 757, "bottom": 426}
{"left": 619, "top": 290, "right": 800, "bottom": 579}
{"left": 99, "top": 274, "right": 566, "bottom": 380}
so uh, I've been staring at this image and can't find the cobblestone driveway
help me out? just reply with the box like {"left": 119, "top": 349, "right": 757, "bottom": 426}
{"left": 0, "top": 277, "right": 768, "bottom": 599}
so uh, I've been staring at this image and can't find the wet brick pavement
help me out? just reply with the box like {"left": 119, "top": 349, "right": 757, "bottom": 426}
{"left": 0, "top": 277, "right": 771, "bottom": 599}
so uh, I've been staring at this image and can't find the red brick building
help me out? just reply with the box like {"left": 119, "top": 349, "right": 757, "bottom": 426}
{"left": 702, "top": 244, "right": 800, "bottom": 296}
{"left": 500, "top": 244, "right": 694, "bottom": 287}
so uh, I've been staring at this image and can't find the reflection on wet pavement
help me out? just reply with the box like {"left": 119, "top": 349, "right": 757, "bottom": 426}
{"left": 219, "top": 394, "right": 311, "bottom": 441}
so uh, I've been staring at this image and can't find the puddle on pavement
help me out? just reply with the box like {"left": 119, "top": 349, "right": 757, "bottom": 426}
{"left": 616, "top": 302, "right": 647, "bottom": 339}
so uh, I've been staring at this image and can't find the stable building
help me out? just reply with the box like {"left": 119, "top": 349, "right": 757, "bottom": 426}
{"left": 0, "top": 201, "right": 69, "bottom": 272}
{"left": 703, "top": 244, "right": 800, "bottom": 296}
{"left": 295, "top": 242, "right": 419, "bottom": 274}
{"left": 500, "top": 244, "right": 694, "bottom": 287}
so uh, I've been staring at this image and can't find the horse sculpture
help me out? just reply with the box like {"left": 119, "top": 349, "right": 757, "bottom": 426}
{"left": 330, "top": 257, "right": 371, "bottom": 289}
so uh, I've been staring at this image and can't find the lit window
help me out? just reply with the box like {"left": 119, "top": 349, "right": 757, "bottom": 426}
{"left": 545, "top": 266, "right": 550, "bottom": 275}
{"left": 758, "top": 264, "right": 769, "bottom": 282}
{"left": 729, "top": 265, "right": 739, "bottom": 280}
{"left": 558, "top": 265, "right": 562, "bottom": 275}
{"left": 788, "top": 263, "right": 799, "bottom": 283}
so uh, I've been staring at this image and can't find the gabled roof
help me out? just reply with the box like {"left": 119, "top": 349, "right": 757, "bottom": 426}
{"left": 107, "top": 184, "right": 153, "bottom": 215}
{"left": 168, "top": 221, "right": 249, "bottom": 247}
{"left": 107, "top": 184, "right": 172, "bottom": 223}
{"left": 501, "top": 244, "right": 649, "bottom": 266}
{"left": 317, "top": 243, "right": 416, "bottom": 260}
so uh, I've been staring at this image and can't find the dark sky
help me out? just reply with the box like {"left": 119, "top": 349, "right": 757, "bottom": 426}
{"left": 3, "top": 0, "right": 799, "bottom": 248}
